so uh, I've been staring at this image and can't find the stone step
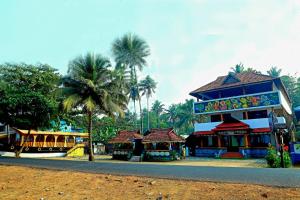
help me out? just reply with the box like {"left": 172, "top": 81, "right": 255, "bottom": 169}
{"left": 129, "top": 156, "right": 141, "bottom": 162}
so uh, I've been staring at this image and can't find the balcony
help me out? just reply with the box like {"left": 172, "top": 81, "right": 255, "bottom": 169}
{"left": 194, "top": 117, "right": 286, "bottom": 132}
{"left": 194, "top": 91, "right": 284, "bottom": 115}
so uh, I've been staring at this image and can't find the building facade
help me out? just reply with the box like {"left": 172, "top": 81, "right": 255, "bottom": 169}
{"left": 187, "top": 72, "right": 293, "bottom": 158}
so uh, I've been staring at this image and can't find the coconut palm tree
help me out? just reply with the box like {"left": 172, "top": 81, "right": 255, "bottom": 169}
{"left": 176, "top": 99, "right": 198, "bottom": 134}
{"left": 62, "top": 52, "right": 128, "bottom": 161}
{"left": 139, "top": 75, "right": 157, "bottom": 130}
{"left": 231, "top": 63, "right": 245, "bottom": 74}
{"left": 151, "top": 100, "right": 164, "bottom": 128}
{"left": 112, "top": 33, "right": 150, "bottom": 133}
{"left": 165, "top": 104, "right": 180, "bottom": 129}
{"left": 267, "top": 67, "right": 282, "bottom": 77}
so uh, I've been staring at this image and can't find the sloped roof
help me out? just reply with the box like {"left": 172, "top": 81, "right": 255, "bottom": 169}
{"left": 108, "top": 130, "right": 142, "bottom": 144}
{"left": 212, "top": 121, "right": 250, "bottom": 132}
{"left": 190, "top": 72, "right": 275, "bottom": 95}
{"left": 142, "top": 128, "right": 185, "bottom": 143}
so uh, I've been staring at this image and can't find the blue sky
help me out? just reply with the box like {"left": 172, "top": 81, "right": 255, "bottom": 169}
{"left": 1, "top": 0, "right": 299, "bottom": 108}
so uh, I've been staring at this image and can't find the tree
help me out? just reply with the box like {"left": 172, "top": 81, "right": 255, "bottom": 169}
{"left": 112, "top": 33, "right": 150, "bottom": 133}
{"left": 231, "top": 63, "right": 245, "bottom": 74}
{"left": 176, "top": 99, "right": 198, "bottom": 135}
{"left": 62, "top": 53, "right": 128, "bottom": 161}
{"left": 245, "top": 67, "right": 261, "bottom": 74}
{"left": 267, "top": 67, "right": 282, "bottom": 77}
{"left": 164, "top": 104, "right": 180, "bottom": 129}
{"left": 0, "top": 63, "right": 60, "bottom": 157}
{"left": 139, "top": 75, "right": 157, "bottom": 130}
{"left": 281, "top": 74, "right": 300, "bottom": 108}
{"left": 151, "top": 100, "right": 164, "bottom": 128}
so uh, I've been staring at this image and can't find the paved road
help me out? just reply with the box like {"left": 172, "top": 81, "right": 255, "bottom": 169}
{"left": 0, "top": 157, "right": 299, "bottom": 187}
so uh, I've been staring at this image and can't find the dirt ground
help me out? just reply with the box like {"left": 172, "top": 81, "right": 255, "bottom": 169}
{"left": 0, "top": 165, "right": 299, "bottom": 200}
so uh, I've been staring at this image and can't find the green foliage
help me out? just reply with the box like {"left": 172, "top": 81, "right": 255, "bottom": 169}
{"left": 281, "top": 74, "right": 300, "bottom": 108}
{"left": 112, "top": 33, "right": 151, "bottom": 132}
{"left": 231, "top": 63, "right": 245, "bottom": 74}
{"left": 265, "top": 147, "right": 292, "bottom": 168}
{"left": 0, "top": 63, "right": 60, "bottom": 129}
{"left": 267, "top": 66, "right": 282, "bottom": 77}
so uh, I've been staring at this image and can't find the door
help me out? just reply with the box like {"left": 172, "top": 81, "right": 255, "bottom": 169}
{"left": 223, "top": 135, "right": 239, "bottom": 152}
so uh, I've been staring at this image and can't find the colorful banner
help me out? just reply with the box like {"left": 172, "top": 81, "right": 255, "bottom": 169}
{"left": 194, "top": 91, "right": 280, "bottom": 114}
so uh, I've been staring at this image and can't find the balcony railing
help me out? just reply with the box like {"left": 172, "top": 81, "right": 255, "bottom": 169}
{"left": 194, "top": 91, "right": 281, "bottom": 114}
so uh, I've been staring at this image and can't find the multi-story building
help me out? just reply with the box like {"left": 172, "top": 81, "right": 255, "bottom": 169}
{"left": 187, "top": 72, "right": 294, "bottom": 158}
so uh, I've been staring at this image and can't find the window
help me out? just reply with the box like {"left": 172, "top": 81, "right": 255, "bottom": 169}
{"left": 248, "top": 110, "right": 268, "bottom": 119}
{"left": 211, "top": 115, "right": 221, "bottom": 122}
{"left": 223, "top": 114, "right": 232, "bottom": 121}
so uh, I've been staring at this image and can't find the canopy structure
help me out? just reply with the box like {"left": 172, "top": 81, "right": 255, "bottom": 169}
{"left": 108, "top": 130, "right": 142, "bottom": 144}
{"left": 12, "top": 128, "right": 89, "bottom": 138}
{"left": 142, "top": 128, "right": 185, "bottom": 143}
{"left": 212, "top": 121, "right": 250, "bottom": 132}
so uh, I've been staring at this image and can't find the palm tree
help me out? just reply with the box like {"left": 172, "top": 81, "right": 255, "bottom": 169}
{"left": 139, "top": 75, "right": 157, "bottom": 130}
{"left": 112, "top": 33, "right": 150, "bottom": 133}
{"left": 165, "top": 104, "right": 179, "bottom": 129}
{"left": 231, "top": 63, "right": 245, "bottom": 74}
{"left": 176, "top": 99, "right": 198, "bottom": 134}
{"left": 151, "top": 100, "right": 164, "bottom": 128}
{"left": 62, "top": 53, "right": 128, "bottom": 161}
{"left": 245, "top": 67, "right": 261, "bottom": 74}
{"left": 267, "top": 67, "right": 282, "bottom": 77}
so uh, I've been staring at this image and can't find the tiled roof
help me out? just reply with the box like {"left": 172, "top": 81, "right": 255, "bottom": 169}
{"left": 108, "top": 130, "right": 143, "bottom": 144}
{"left": 212, "top": 121, "right": 250, "bottom": 131}
{"left": 190, "top": 72, "right": 275, "bottom": 95}
{"left": 143, "top": 128, "right": 185, "bottom": 143}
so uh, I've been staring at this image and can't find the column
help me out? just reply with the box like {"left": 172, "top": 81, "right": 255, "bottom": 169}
{"left": 244, "top": 134, "right": 249, "bottom": 148}
{"left": 200, "top": 139, "right": 203, "bottom": 147}
{"left": 54, "top": 135, "right": 58, "bottom": 147}
{"left": 20, "top": 135, "right": 24, "bottom": 146}
{"left": 33, "top": 135, "right": 37, "bottom": 147}
{"left": 245, "top": 112, "right": 249, "bottom": 120}
{"left": 218, "top": 136, "right": 221, "bottom": 147}
{"left": 43, "top": 135, "right": 48, "bottom": 147}
{"left": 64, "top": 136, "right": 67, "bottom": 147}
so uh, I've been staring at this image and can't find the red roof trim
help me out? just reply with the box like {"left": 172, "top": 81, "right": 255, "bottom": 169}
{"left": 252, "top": 128, "right": 271, "bottom": 133}
{"left": 193, "top": 131, "right": 214, "bottom": 136}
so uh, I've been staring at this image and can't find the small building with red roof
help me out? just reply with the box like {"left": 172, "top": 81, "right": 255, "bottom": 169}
{"left": 108, "top": 130, "right": 143, "bottom": 160}
{"left": 143, "top": 128, "right": 185, "bottom": 161}
{"left": 187, "top": 71, "right": 294, "bottom": 158}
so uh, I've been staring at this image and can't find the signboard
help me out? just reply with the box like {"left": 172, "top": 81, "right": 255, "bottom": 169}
{"left": 194, "top": 91, "right": 280, "bottom": 114}
{"left": 294, "top": 144, "right": 300, "bottom": 154}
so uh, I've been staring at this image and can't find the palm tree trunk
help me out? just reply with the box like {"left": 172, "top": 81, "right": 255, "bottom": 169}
{"left": 88, "top": 111, "right": 94, "bottom": 161}
{"left": 15, "top": 129, "right": 31, "bottom": 158}
{"left": 133, "top": 99, "right": 137, "bottom": 129}
{"left": 147, "top": 96, "right": 150, "bottom": 130}
{"left": 138, "top": 96, "right": 143, "bottom": 134}
{"left": 157, "top": 112, "right": 160, "bottom": 128}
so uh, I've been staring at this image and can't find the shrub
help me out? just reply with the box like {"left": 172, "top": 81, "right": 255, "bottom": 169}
{"left": 265, "top": 147, "right": 292, "bottom": 168}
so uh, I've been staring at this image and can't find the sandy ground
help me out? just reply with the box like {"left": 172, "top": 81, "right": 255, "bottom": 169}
{"left": 57, "top": 155, "right": 268, "bottom": 168}
{"left": 0, "top": 165, "right": 299, "bottom": 200}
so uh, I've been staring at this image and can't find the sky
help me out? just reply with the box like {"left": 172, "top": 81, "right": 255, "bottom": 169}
{"left": 1, "top": 0, "right": 300, "bottom": 109}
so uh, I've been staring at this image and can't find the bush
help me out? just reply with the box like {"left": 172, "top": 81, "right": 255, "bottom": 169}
{"left": 265, "top": 147, "right": 291, "bottom": 168}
